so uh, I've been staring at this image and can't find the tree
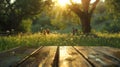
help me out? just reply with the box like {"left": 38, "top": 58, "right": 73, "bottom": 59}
{"left": 68, "top": 0, "right": 100, "bottom": 34}
{"left": 105, "top": 0, "right": 120, "bottom": 15}
{"left": 0, "top": 0, "right": 49, "bottom": 32}
{"left": 104, "top": 0, "right": 120, "bottom": 33}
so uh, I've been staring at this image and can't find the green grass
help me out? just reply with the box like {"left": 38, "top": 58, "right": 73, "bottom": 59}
{"left": 0, "top": 32, "right": 120, "bottom": 52}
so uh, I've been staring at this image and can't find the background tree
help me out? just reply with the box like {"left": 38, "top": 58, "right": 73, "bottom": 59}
{"left": 0, "top": 0, "right": 50, "bottom": 33}
{"left": 104, "top": 0, "right": 120, "bottom": 33}
{"left": 68, "top": 0, "right": 100, "bottom": 34}
{"left": 105, "top": 0, "right": 120, "bottom": 17}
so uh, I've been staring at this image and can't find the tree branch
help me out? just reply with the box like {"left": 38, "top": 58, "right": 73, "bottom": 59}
{"left": 81, "top": 0, "right": 91, "bottom": 13}
{"left": 89, "top": 0, "right": 100, "bottom": 15}
{"left": 69, "top": 0, "right": 83, "bottom": 17}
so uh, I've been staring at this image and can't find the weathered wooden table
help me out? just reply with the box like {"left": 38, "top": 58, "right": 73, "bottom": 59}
{"left": 0, "top": 46, "right": 120, "bottom": 67}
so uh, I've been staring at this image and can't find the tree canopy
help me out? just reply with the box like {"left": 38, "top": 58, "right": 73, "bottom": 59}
{"left": 47, "top": 0, "right": 100, "bottom": 34}
{"left": 0, "top": 0, "right": 120, "bottom": 33}
{"left": 0, "top": 0, "right": 48, "bottom": 32}
{"left": 105, "top": 0, "right": 120, "bottom": 15}
{"left": 104, "top": 0, "right": 120, "bottom": 33}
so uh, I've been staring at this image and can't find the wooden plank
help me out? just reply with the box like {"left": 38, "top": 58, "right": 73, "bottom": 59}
{"left": 74, "top": 46, "right": 120, "bottom": 67}
{"left": 91, "top": 47, "right": 120, "bottom": 61}
{"left": 0, "top": 47, "right": 37, "bottom": 67}
{"left": 17, "top": 46, "right": 57, "bottom": 67}
{"left": 0, "top": 46, "right": 120, "bottom": 67}
{"left": 59, "top": 46, "right": 92, "bottom": 67}
{"left": 0, "top": 47, "right": 21, "bottom": 57}
{"left": 12, "top": 46, "right": 44, "bottom": 66}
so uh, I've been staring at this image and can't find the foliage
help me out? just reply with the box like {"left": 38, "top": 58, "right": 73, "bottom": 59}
{"left": 94, "top": 1, "right": 106, "bottom": 14}
{"left": 103, "top": 0, "right": 120, "bottom": 33}
{"left": 18, "top": 19, "right": 32, "bottom": 33}
{"left": 103, "top": 20, "right": 120, "bottom": 33}
{"left": 105, "top": 0, "right": 120, "bottom": 17}
{"left": 0, "top": 0, "right": 47, "bottom": 33}
{"left": 31, "top": 13, "right": 53, "bottom": 33}
{"left": 0, "top": 33, "right": 120, "bottom": 52}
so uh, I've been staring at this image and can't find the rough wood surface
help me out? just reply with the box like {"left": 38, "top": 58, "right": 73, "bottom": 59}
{"left": 0, "top": 47, "right": 37, "bottom": 67}
{"left": 74, "top": 46, "right": 120, "bottom": 67}
{"left": 0, "top": 46, "right": 120, "bottom": 67}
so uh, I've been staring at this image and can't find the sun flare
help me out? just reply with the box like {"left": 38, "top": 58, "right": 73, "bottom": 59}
{"left": 57, "top": 0, "right": 101, "bottom": 7}
{"left": 58, "top": 0, "right": 70, "bottom": 6}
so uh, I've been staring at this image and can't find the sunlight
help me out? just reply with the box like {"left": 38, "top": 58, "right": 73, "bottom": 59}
{"left": 10, "top": 0, "right": 15, "bottom": 4}
{"left": 90, "top": 0, "right": 96, "bottom": 3}
{"left": 60, "top": 46, "right": 68, "bottom": 59}
{"left": 60, "top": 46, "right": 70, "bottom": 67}
{"left": 102, "top": 0, "right": 105, "bottom": 2}
{"left": 58, "top": 0, "right": 70, "bottom": 7}
{"left": 72, "top": 0, "right": 81, "bottom": 3}
{"left": 57, "top": 0, "right": 102, "bottom": 7}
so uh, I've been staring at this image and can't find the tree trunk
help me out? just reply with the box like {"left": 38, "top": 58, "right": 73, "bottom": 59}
{"left": 69, "top": 0, "right": 100, "bottom": 34}
{"left": 80, "top": 15, "right": 91, "bottom": 34}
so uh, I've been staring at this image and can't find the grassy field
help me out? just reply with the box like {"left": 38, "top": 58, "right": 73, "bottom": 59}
{"left": 0, "top": 32, "right": 120, "bottom": 52}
